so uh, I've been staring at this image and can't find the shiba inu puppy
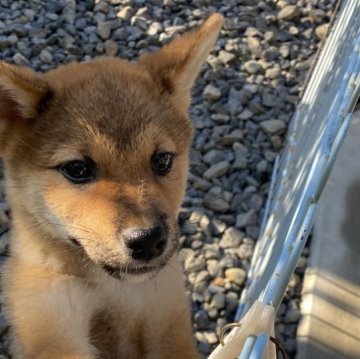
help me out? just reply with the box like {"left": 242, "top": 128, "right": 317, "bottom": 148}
{"left": 0, "top": 13, "right": 223, "bottom": 359}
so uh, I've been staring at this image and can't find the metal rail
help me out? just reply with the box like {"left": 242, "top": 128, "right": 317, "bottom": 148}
{"left": 233, "top": 0, "right": 360, "bottom": 356}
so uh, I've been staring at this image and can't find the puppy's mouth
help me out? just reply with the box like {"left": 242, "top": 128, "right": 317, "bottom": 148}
{"left": 67, "top": 223, "right": 181, "bottom": 280}
{"left": 101, "top": 263, "right": 161, "bottom": 279}
{"left": 100, "top": 241, "right": 180, "bottom": 280}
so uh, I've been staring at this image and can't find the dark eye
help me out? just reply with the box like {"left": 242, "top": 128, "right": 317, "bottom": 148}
{"left": 151, "top": 152, "right": 174, "bottom": 176}
{"left": 59, "top": 159, "right": 96, "bottom": 184}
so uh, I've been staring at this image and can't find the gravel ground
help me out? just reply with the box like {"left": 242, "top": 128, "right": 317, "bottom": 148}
{"left": 0, "top": 0, "right": 335, "bottom": 358}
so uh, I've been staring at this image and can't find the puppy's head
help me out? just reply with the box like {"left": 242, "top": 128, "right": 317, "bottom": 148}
{"left": 0, "top": 15, "right": 223, "bottom": 281}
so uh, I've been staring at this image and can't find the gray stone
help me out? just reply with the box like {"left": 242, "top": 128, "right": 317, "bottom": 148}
{"left": 189, "top": 211, "right": 203, "bottom": 224}
{"left": 113, "top": 28, "right": 128, "bottom": 40}
{"left": 24, "top": 9, "right": 36, "bottom": 21}
{"left": 211, "top": 293, "right": 226, "bottom": 309}
{"left": 227, "top": 88, "right": 245, "bottom": 116}
{"left": 310, "top": 9, "right": 326, "bottom": 23}
{"left": 208, "top": 284, "right": 225, "bottom": 294}
{"left": 246, "top": 226, "right": 260, "bottom": 239}
{"left": 117, "top": 6, "right": 135, "bottom": 21}
{"left": 104, "top": 40, "right": 118, "bottom": 56}
{"left": 289, "top": 26, "right": 300, "bottom": 36}
{"left": 236, "top": 210, "right": 257, "bottom": 228}
{"left": 238, "top": 108, "right": 253, "bottom": 120}
{"left": 136, "top": 39, "right": 149, "bottom": 49}
{"left": 191, "top": 240, "right": 203, "bottom": 250}
{"left": 264, "top": 31, "right": 276, "bottom": 42}
{"left": 220, "top": 227, "right": 243, "bottom": 248}
{"left": 238, "top": 243, "right": 254, "bottom": 259}
{"left": 225, "top": 268, "right": 246, "bottom": 285}
{"left": 211, "top": 113, "right": 230, "bottom": 124}
{"left": 97, "top": 21, "right": 112, "bottom": 40}
{"left": 193, "top": 177, "right": 211, "bottom": 191}
{"left": 203, "top": 331, "right": 218, "bottom": 344}
{"left": 277, "top": 5, "right": 300, "bottom": 21}
{"left": 243, "top": 84, "right": 259, "bottom": 94}
{"left": 135, "top": 7, "right": 150, "bottom": 19}
{"left": 315, "top": 23, "right": 329, "bottom": 40}
{"left": 39, "top": 49, "right": 53, "bottom": 63}
{"left": 233, "top": 156, "right": 247, "bottom": 170}
{"left": 131, "top": 16, "right": 147, "bottom": 31}
{"left": 182, "top": 222, "right": 198, "bottom": 235}
{"left": 203, "top": 150, "right": 224, "bottom": 164}
{"left": 249, "top": 100, "right": 265, "bottom": 115}
{"left": 199, "top": 215, "right": 211, "bottom": 234}
{"left": 212, "top": 219, "right": 227, "bottom": 236}
{"left": 260, "top": 120, "right": 286, "bottom": 134}
{"left": 263, "top": 47, "right": 280, "bottom": 61}
{"left": 249, "top": 194, "right": 264, "bottom": 211}
{"left": 207, "top": 260, "right": 220, "bottom": 277}
{"left": 204, "top": 194, "right": 230, "bottom": 213}
{"left": 244, "top": 27, "right": 262, "bottom": 37}
{"left": 279, "top": 44, "right": 290, "bottom": 58}
{"left": 265, "top": 66, "right": 281, "bottom": 79}
{"left": 226, "top": 292, "right": 239, "bottom": 312}
{"left": 184, "top": 255, "right": 206, "bottom": 272}
{"left": 46, "top": 13, "right": 59, "bottom": 21}
{"left": 204, "top": 244, "right": 220, "bottom": 260}
{"left": 8, "top": 34, "right": 19, "bottom": 46}
{"left": 147, "top": 21, "right": 163, "bottom": 35}
{"left": 244, "top": 60, "right": 263, "bottom": 74}
{"left": 94, "top": 2, "right": 108, "bottom": 13}
{"left": 198, "top": 341, "right": 212, "bottom": 355}
{"left": 218, "top": 50, "right": 236, "bottom": 65}
{"left": 13, "top": 53, "right": 29, "bottom": 66}
{"left": 165, "top": 25, "right": 186, "bottom": 36}
{"left": 219, "top": 256, "right": 237, "bottom": 269}
{"left": 62, "top": 1, "right": 76, "bottom": 24}
{"left": 194, "top": 310, "right": 209, "bottom": 329}
{"left": 203, "top": 84, "right": 221, "bottom": 101}
{"left": 256, "top": 160, "right": 268, "bottom": 173}
{"left": 195, "top": 270, "right": 210, "bottom": 285}
{"left": 204, "top": 162, "right": 230, "bottom": 180}
{"left": 75, "top": 18, "right": 87, "bottom": 29}
{"left": 262, "top": 93, "right": 283, "bottom": 108}
{"left": 217, "top": 130, "right": 243, "bottom": 146}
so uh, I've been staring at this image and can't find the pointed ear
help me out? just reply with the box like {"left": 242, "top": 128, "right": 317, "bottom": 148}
{"left": 0, "top": 62, "right": 52, "bottom": 131}
{"left": 139, "top": 13, "right": 223, "bottom": 110}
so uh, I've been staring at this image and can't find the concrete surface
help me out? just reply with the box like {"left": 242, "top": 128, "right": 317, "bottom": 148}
{"left": 297, "top": 110, "right": 360, "bottom": 358}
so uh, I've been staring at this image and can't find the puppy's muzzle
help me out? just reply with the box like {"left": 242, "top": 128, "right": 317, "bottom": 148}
{"left": 123, "top": 226, "right": 167, "bottom": 261}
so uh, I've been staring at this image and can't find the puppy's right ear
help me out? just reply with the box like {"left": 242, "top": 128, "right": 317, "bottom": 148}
{"left": 0, "top": 62, "right": 51, "bottom": 139}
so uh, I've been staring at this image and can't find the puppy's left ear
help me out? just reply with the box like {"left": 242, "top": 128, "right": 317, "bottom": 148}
{"left": 140, "top": 13, "right": 223, "bottom": 110}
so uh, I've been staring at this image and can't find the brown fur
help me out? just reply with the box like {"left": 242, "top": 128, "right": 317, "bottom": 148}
{"left": 0, "top": 14, "right": 223, "bottom": 359}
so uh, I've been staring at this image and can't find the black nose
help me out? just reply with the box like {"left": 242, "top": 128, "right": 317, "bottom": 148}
{"left": 124, "top": 226, "right": 167, "bottom": 261}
